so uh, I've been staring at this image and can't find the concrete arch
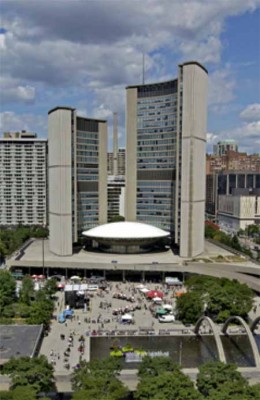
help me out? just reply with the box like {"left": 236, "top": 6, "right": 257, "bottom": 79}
{"left": 251, "top": 316, "right": 260, "bottom": 333}
{"left": 222, "top": 316, "right": 260, "bottom": 368}
{"left": 194, "top": 316, "right": 226, "bottom": 363}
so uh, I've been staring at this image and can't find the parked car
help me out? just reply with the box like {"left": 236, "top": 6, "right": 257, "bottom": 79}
{"left": 158, "top": 315, "right": 175, "bottom": 323}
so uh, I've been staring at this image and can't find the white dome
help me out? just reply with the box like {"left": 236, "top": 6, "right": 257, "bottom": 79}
{"left": 82, "top": 222, "right": 170, "bottom": 240}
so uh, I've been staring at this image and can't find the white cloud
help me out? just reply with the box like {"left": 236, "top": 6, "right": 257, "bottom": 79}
{"left": 208, "top": 66, "right": 236, "bottom": 108}
{"left": 0, "top": 76, "right": 36, "bottom": 104}
{"left": 240, "top": 103, "right": 260, "bottom": 121}
{"left": 1, "top": 0, "right": 259, "bottom": 102}
{"left": 0, "top": 111, "right": 46, "bottom": 136}
{"left": 209, "top": 121, "right": 260, "bottom": 154}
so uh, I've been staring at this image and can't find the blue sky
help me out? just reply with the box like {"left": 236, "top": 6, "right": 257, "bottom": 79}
{"left": 0, "top": 0, "right": 259, "bottom": 152}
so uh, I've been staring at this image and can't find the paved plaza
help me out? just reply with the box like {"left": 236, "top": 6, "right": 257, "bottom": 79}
{"left": 40, "top": 281, "right": 187, "bottom": 374}
{"left": 40, "top": 279, "right": 260, "bottom": 376}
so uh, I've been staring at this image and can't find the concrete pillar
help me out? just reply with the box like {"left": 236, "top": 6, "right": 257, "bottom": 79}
{"left": 122, "top": 270, "right": 126, "bottom": 282}
{"left": 141, "top": 271, "right": 145, "bottom": 282}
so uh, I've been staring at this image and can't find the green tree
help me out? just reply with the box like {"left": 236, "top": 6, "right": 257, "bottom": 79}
{"left": 109, "top": 215, "right": 125, "bottom": 223}
{"left": 11, "top": 386, "right": 37, "bottom": 400}
{"left": 176, "top": 291, "right": 204, "bottom": 324}
{"left": 43, "top": 278, "right": 57, "bottom": 297}
{"left": 0, "top": 391, "right": 13, "bottom": 400}
{"left": 135, "top": 370, "right": 202, "bottom": 400}
{"left": 2, "top": 355, "right": 55, "bottom": 393}
{"left": 181, "top": 276, "right": 253, "bottom": 323}
{"left": 207, "top": 380, "right": 260, "bottom": 400}
{"left": 0, "top": 270, "right": 16, "bottom": 310}
{"left": 19, "top": 275, "right": 34, "bottom": 305}
{"left": 72, "top": 358, "right": 128, "bottom": 400}
{"left": 196, "top": 362, "right": 247, "bottom": 398}
{"left": 137, "top": 356, "right": 180, "bottom": 378}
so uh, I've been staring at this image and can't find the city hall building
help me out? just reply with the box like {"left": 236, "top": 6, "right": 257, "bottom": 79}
{"left": 125, "top": 61, "right": 208, "bottom": 257}
{"left": 48, "top": 107, "right": 107, "bottom": 256}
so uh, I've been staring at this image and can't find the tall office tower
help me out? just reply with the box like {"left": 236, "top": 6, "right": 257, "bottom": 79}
{"left": 0, "top": 131, "right": 47, "bottom": 226}
{"left": 125, "top": 61, "right": 208, "bottom": 257}
{"left": 48, "top": 107, "right": 107, "bottom": 256}
{"left": 113, "top": 112, "right": 118, "bottom": 176}
{"left": 107, "top": 148, "right": 125, "bottom": 175}
{"left": 213, "top": 140, "right": 238, "bottom": 156}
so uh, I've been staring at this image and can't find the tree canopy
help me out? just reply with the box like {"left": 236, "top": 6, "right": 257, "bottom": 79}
{"left": 1, "top": 355, "right": 55, "bottom": 393}
{"left": 0, "top": 225, "right": 48, "bottom": 257}
{"left": 0, "top": 270, "right": 16, "bottom": 311}
{"left": 176, "top": 276, "right": 254, "bottom": 323}
{"left": 72, "top": 358, "right": 128, "bottom": 400}
{"left": 137, "top": 356, "right": 180, "bottom": 378}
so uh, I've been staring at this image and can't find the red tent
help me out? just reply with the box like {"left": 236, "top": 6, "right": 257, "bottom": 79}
{"left": 147, "top": 290, "right": 164, "bottom": 299}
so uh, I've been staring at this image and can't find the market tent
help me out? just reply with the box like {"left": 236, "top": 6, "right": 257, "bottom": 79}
{"left": 38, "top": 275, "right": 46, "bottom": 279}
{"left": 140, "top": 287, "right": 149, "bottom": 293}
{"left": 121, "top": 314, "right": 133, "bottom": 321}
{"left": 147, "top": 290, "right": 164, "bottom": 299}
{"left": 70, "top": 276, "right": 81, "bottom": 280}
{"left": 163, "top": 304, "right": 173, "bottom": 311}
{"left": 153, "top": 297, "right": 163, "bottom": 303}
{"left": 136, "top": 284, "right": 145, "bottom": 289}
{"left": 63, "top": 309, "right": 74, "bottom": 317}
{"left": 156, "top": 308, "right": 168, "bottom": 315}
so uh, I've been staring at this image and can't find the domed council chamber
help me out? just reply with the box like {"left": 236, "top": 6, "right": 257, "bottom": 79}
{"left": 82, "top": 221, "right": 170, "bottom": 254}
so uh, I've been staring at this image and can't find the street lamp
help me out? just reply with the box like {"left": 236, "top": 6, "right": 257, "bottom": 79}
{"left": 179, "top": 340, "right": 183, "bottom": 366}
{"left": 42, "top": 236, "right": 45, "bottom": 276}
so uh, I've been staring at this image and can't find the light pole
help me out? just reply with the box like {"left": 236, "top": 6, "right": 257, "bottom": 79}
{"left": 42, "top": 236, "right": 45, "bottom": 276}
{"left": 179, "top": 340, "right": 182, "bottom": 366}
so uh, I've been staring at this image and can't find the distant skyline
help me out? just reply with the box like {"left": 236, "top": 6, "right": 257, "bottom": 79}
{"left": 0, "top": 0, "right": 259, "bottom": 153}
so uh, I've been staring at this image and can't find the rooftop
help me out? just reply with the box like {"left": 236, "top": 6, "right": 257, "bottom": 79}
{"left": 83, "top": 222, "right": 170, "bottom": 240}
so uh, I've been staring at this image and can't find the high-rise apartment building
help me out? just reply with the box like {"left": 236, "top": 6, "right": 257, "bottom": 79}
{"left": 213, "top": 140, "right": 238, "bottom": 156}
{"left": 48, "top": 107, "right": 107, "bottom": 256}
{"left": 125, "top": 61, "right": 208, "bottom": 257}
{"left": 0, "top": 131, "right": 47, "bottom": 226}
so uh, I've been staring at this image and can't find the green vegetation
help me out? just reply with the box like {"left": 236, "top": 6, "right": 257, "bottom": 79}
{"left": 71, "top": 357, "right": 129, "bottom": 400}
{"left": 205, "top": 222, "right": 254, "bottom": 258}
{"left": 0, "top": 225, "right": 48, "bottom": 257}
{"left": 109, "top": 215, "right": 125, "bottom": 223}
{"left": 197, "top": 362, "right": 260, "bottom": 400}
{"left": 0, "top": 270, "right": 55, "bottom": 327}
{"left": 1, "top": 355, "right": 55, "bottom": 394}
{"left": 176, "top": 276, "right": 254, "bottom": 324}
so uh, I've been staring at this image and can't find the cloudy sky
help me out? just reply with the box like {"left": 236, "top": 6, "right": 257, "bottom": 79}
{"left": 0, "top": 0, "right": 259, "bottom": 152}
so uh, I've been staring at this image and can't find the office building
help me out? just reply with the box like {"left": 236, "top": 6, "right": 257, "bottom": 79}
{"left": 218, "top": 189, "right": 260, "bottom": 231}
{"left": 48, "top": 107, "right": 107, "bottom": 256}
{"left": 107, "top": 175, "right": 125, "bottom": 221}
{"left": 0, "top": 131, "right": 47, "bottom": 226}
{"left": 125, "top": 61, "right": 208, "bottom": 257}
{"left": 213, "top": 140, "right": 238, "bottom": 156}
{"left": 107, "top": 149, "right": 125, "bottom": 176}
{"left": 206, "top": 171, "right": 260, "bottom": 216}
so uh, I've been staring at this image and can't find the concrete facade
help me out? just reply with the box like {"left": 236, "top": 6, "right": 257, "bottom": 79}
{"left": 125, "top": 62, "right": 208, "bottom": 257}
{"left": 180, "top": 63, "right": 208, "bottom": 257}
{"left": 218, "top": 194, "right": 260, "bottom": 231}
{"left": 48, "top": 107, "right": 107, "bottom": 256}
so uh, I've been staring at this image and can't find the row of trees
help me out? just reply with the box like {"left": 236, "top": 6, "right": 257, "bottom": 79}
{"left": 0, "top": 270, "right": 56, "bottom": 327}
{"left": 0, "top": 225, "right": 48, "bottom": 258}
{"left": 71, "top": 356, "right": 260, "bottom": 400}
{"left": 1, "top": 355, "right": 260, "bottom": 399}
{"left": 175, "top": 275, "right": 254, "bottom": 324}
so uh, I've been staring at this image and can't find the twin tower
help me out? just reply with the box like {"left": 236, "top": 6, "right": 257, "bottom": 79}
{"left": 48, "top": 61, "right": 208, "bottom": 258}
